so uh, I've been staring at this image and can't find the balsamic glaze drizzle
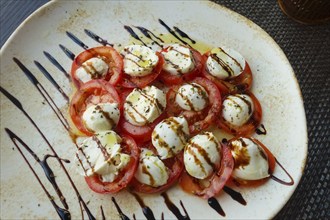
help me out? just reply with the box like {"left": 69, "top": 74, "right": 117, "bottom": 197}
{"left": 158, "top": 19, "right": 189, "bottom": 46}
{"left": 2, "top": 61, "right": 96, "bottom": 219}
{"left": 111, "top": 197, "right": 131, "bottom": 220}
{"left": 100, "top": 206, "right": 106, "bottom": 220}
{"left": 256, "top": 124, "right": 267, "bottom": 135}
{"left": 13, "top": 58, "right": 69, "bottom": 130}
{"left": 271, "top": 158, "right": 294, "bottom": 186}
{"left": 208, "top": 197, "right": 225, "bottom": 217}
{"left": 130, "top": 192, "right": 156, "bottom": 220}
{"left": 161, "top": 192, "right": 190, "bottom": 220}
{"left": 173, "top": 26, "right": 196, "bottom": 44}
{"left": 134, "top": 26, "right": 163, "bottom": 47}
{"left": 34, "top": 60, "right": 69, "bottom": 101}
{"left": 124, "top": 25, "right": 148, "bottom": 47}
{"left": 5, "top": 128, "right": 71, "bottom": 220}
{"left": 66, "top": 31, "right": 89, "bottom": 50}
{"left": 84, "top": 29, "right": 114, "bottom": 46}
{"left": 59, "top": 44, "right": 75, "bottom": 60}
{"left": 223, "top": 186, "right": 247, "bottom": 205}
{"left": 43, "top": 51, "right": 70, "bottom": 78}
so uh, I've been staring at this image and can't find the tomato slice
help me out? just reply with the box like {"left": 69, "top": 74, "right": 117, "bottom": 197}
{"left": 120, "top": 52, "right": 164, "bottom": 88}
{"left": 116, "top": 86, "right": 167, "bottom": 143}
{"left": 117, "top": 112, "right": 167, "bottom": 144}
{"left": 226, "top": 137, "right": 276, "bottom": 187}
{"left": 130, "top": 144, "right": 184, "bottom": 194}
{"left": 201, "top": 51, "right": 253, "bottom": 95}
{"left": 166, "top": 77, "right": 222, "bottom": 135}
{"left": 69, "top": 80, "right": 121, "bottom": 136}
{"left": 159, "top": 47, "right": 203, "bottom": 86}
{"left": 84, "top": 134, "right": 140, "bottom": 194}
{"left": 71, "top": 46, "right": 123, "bottom": 88}
{"left": 216, "top": 91, "right": 262, "bottom": 136}
{"left": 179, "top": 143, "right": 234, "bottom": 199}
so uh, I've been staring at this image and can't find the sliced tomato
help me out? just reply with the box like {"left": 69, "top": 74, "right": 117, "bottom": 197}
{"left": 216, "top": 91, "right": 262, "bottom": 136}
{"left": 179, "top": 143, "right": 234, "bottom": 199}
{"left": 226, "top": 137, "right": 276, "bottom": 187}
{"left": 130, "top": 144, "right": 184, "bottom": 194}
{"left": 159, "top": 47, "right": 203, "bottom": 86}
{"left": 116, "top": 86, "right": 167, "bottom": 143}
{"left": 69, "top": 80, "right": 121, "bottom": 136}
{"left": 120, "top": 52, "right": 164, "bottom": 88}
{"left": 201, "top": 51, "right": 253, "bottom": 95}
{"left": 85, "top": 134, "right": 140, "bottom": 194}
{"left": 166, "top": 77, "right": 222, "bottom": 135}
{"left": 71, "top": 46, "right": 123, "bottom": 88}
{"left": 117, "top": 112, "right": 167, "bottom": 144}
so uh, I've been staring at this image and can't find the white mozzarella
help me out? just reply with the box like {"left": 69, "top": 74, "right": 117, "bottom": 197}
{"left": 184, "top": 132, "right": 221, "bottom": 179}
{"left": 222, "top": 94, "right": 254, "bottom": 127}
{"left": 82, "top": 103, "right": 120, "bottom": 133}
{"left": 230, "top": 137, "right": 269, "bottom": 180}
{"left": 75, "top": 57, "right": 108, "bottom": 83}
{"left": 75, "top": 131, "right": 130, "bottom": 182}
{"left": 206, "top": 47, "right": 245, "bottom": 80}
{"left": 124, "top": 86, "right": 166, "bottom": 126}
{"left": 175, "top": 83, "right": 209, "bottom": 111}
{"left": 122, "top": 45, "right": 159, "bottom": 77}
{"left": 161, "top": 44, "right": 195, "bottom": 75}
{"left": 134, "top": 149, "right": 169, "bottom": 187}
{"left": 152, "top": 116, "right": 190, "bottom": 159}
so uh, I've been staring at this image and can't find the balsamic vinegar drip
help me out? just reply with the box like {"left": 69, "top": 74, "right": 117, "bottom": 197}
{"left": 5, "top": 128, "right": 71, "bottom": 220}
{"left": 158, "top": 19, "right": 189, "bottom": 46}
{"left": 270, "top": 158, "right": 295, "bottom": 186}
{"left": 173, "top": 26, "right": 196, "bottom": 44}
{"left": 59, "top": 44, "right": 75, "bottom": 60}
{"left": 84, "top": 29, "right": 114, "bottom": 46}
{"left": 134, "top": 26, "right": 163, "bottom": 47}
{"left": 223, "top": 186, "right": 247, "bottom": 205}
{"left": 208, "top": 197, "right": 225, "bottom": 217}
{"left": 66, "top": 31, "right": 89, "bottom": 50}
{"left": 13, "top": 58, "right": 70, "bottom": 130}
{"left": 3, "top": 60, "right": 96, "bottom": 220}
{"left": 34, "top": 60, "right": 69, "bottom": 101}
{"left": 160, "top": 192, "right": 190, "bottom": 220}
{"left": 43, "top": 51, "right": 70, "bottom": 78}
{"left": 130, "top": 191, "right": 156, "bottom": 220}
{"left": 124, "top": 25, "right": 148, "bottom": 47}
{"left": 256, "top": 124, "right": 267, "bottom": 135}
{"left": 100, "top": 206, "right": 106, "bottom": 220}
{"left": 111, "top": 197, "right": 131, "bottom": 220}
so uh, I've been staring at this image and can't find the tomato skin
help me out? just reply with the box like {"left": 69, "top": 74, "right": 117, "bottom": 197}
{"left": 120, "top": 52, "right": 164, "bottom": 89}
{"left": 159, "top": 47, "right": 203, "bottom": 86}
{"left": 226, "top": 137, "right": 276, "bottom": 187}
{"left": 84, "top": 134, "right": 140, "bottom": 194}
{"left": 166, "top": 77, "right": 222, "bottom": 135}
{"left": 201, "top": 51, "right": 253, "bottom": 95}
{"left": 69, "top": 79, "right": 121, "bottom": 136}
{"left": 179, "top": 143, "right": 234, "bottom": 199}
{"left": 130, "top": 144, "right": 184, "bottom": 194}
{"left": 216, "top": 91, "right": 262, "bottom": 136}
{"left": 71, "top": 46, "right": 123, "bottom": 88}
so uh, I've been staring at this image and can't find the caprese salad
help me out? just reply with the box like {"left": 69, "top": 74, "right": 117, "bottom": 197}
{"left": 69, "top": 42, "right": 277, "bottom": 199}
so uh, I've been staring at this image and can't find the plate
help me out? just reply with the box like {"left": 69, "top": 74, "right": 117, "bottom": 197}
{"left": 0, "top": 1, "right": 307, "bottom": 219}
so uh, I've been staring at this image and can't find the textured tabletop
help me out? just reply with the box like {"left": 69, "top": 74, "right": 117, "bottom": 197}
{"left": 1, "top": 0, "right": 329, "bottom": 219}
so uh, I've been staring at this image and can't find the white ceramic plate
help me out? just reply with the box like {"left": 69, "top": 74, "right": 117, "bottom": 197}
{"left": 0, "top": 1, "right": 307, "bottom": 219}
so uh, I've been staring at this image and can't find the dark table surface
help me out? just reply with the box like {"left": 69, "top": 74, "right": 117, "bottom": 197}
{"left": 1, "top": 0, "right": 329, "bottom": 219}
